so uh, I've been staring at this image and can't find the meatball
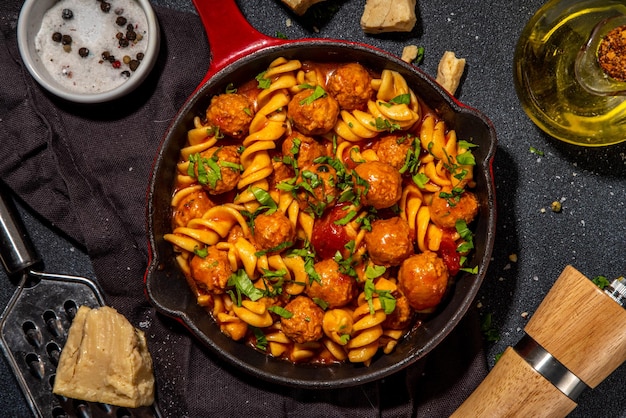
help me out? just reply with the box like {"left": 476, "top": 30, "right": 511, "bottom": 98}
{"left": 327, "top": 63, "right": 374, "bottom": 111}
{"left": 354, "top": 161, "right": 402, "bottom": 209}
{"left": 306, "top": 259, "right": 357, "bottom": 308}
{"left": 373, "top": 133, "right": 414, "bottom": 170}
{"left": 189, "top": 246, "right": 232, "bottom": 294}
{"left": 281, "top": 131, "right": 327, "bottom": 170}
{"left": 288, "top": 89, "right": 340, "bottom": 135}
{"left": 280, "top": 296, "right": 324, "bottom": 344}
{"left": 253, "top": 211, "right": 295, "bottom": 253}
{"left": 364, "top": 217, "right": 414, "bottom": 267}
{"left": 296, "top": 163, "right": 339, "bottom": 212}
{"left": 397, "top": 251, "right": 449, "bottom": 312}
{"left": 382, "top": 292, "right": 413, "bottom": 330}
{"left": 198, "top": 145, "right": 241, "bottom": 195}
{"left": 172, "top": 189, "right": 214, "bottom": 228}
{"left": 205, "top": 93, "right": 254, "bottom": 140}
{"left": 430, "top": 188, "right": 479, "bottom": 229}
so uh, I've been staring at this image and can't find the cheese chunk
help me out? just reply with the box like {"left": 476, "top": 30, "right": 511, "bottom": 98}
{"left": 360, "top": 0, "right": 417, "bottom": 34}
{"left": 436, "top": 51, "right": 466, "bottom": 96}
{"left": 53, "top": 306, "right": 155, "bottom": 408}
{"left": 281, "top": 0, "right": 327, "bottom": 15}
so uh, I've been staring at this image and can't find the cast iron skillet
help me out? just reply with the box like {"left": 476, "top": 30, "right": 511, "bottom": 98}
{"left": 145, "top": 0, "right": 497, "bottom": 389}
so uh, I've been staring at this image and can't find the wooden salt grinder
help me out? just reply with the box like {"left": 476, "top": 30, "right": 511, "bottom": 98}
{"left": 451, "top": 265, "right": 626, "bottom": 417}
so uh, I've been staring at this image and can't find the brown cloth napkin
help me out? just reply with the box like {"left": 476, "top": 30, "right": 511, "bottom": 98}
{"left": 0, "top": 1, "right": 487, "bottom": 416}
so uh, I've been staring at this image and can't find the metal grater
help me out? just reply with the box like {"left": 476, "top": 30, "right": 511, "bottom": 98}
{"left": 0, "top": 189, "right": 161, "bottom": 418}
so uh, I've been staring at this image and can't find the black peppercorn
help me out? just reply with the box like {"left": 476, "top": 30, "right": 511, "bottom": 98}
{"left": 116, "top": 16, "right": 127, "bottom": 26}
{"left": 121, "top": 70, "right": 131, "bottom": 78}
{"left": 116, "top": 32, "right": 124, "bottom": 40}
{"left": 78, "top": 47, "right": 89, "bottom": 58}
{"left": 61, "top": 9, "right": 73, "bottom": 20}
{"left": 129, "top": 60, "right": 140, "bottom": 71}
{"left": 61, "top": 34, "right": 72, "bottom": 45}
{"left": 100, "top": 2, "right": 111, "bottom": 13}
{"left": 52, "top": 32, "right": 62, "bottom": 43}
{"left": 119, "top": 38, "right": 129, "bottom": 48}
{"left": 126, "top": 30, "right": 136, "bottom": 41}
{"left": 114, "top": 8, "right": 124, "bottom": 15}
{"left": 108, "top": 55, "right": 116, "bottom": 63}
{"left": 101, "top": 51, "right": 110, "bottom": 60}
{"left": 136, "top": 52, "right": 144, "bottom": 61}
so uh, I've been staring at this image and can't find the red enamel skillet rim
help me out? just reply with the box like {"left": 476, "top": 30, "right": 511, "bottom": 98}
{"left": 145, "top": 0, "right": 497, "bottom": 389}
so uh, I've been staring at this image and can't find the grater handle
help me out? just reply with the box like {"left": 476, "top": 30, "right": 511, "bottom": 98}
{"left": 0, "top": 188, "right": 41, "bottom": 276}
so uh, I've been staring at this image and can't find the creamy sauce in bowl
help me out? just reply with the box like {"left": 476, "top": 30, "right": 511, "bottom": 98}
{"left": 35, "top": 0, "right": 149, "bottom": 94}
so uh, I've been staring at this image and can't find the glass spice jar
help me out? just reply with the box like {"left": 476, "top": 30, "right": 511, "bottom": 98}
{"left": 513, "top": 0, "right": 626, "bottom": 146}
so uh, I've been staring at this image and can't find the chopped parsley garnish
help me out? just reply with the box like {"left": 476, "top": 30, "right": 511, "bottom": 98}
{"left": 529, "top": 146, "right": 544, "bottom": 156}
{"left": 365, "top": 264, "right": 386, "bottom": 280}
{"left": 225, "top": 83, "right": 237, "bottom": 94}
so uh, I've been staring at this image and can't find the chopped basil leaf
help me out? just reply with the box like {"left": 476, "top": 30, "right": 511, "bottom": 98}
{"left": 299, "top": 85, "right": 327, "bottom": 105}
{"left": 268, "top": 305, "right": 293, "bottom": 318}
{"left": 365, "top": 264, "right": 386, "bottom": 279}
{"left": 312, "top": 297, "right": 329, "bottom": 310}
{"left": 251, "top": 186, "right": 278, "bottom": 214}
{"left": 193, "top": 246, "right": 208, "bottom": 258}
{"left": 413, "top": 46, "right": 425, "bottom": 65}
{"left": 456, "top": 151, "right": 476, "bottom": 166}
{"left": 458, "top": 140, "right": 478, "bottom": 149}
{"left": 334, "top": 209, "right": 357, "bottom": 226}
{"left": 252, "top": 326, "right": 268, "bottom": 350}
{"left": 389, "top": 93, "right": 410, "bottom": 105}
{"left": 228, "top": 269, "right": 264, "bottom": 303}
{"left": 255, "top": 71, "right": 271, "bottom": 89}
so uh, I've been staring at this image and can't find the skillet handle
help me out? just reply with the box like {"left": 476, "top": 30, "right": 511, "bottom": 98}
{"left": 191, "top": 0, "right": 285, "bottom": 83}
{"left": 0, "top": 186, "right": 40, "bottom": 276}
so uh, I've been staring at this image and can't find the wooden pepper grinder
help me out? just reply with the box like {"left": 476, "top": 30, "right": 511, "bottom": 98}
{"left": 451, "top": 265, "right": 626, "bottom": 417}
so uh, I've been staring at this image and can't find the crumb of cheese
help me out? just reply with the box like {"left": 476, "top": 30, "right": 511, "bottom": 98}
{"left": 53, "top": 306, "right": 155, "bottom": 408}
{"left": 436, "top": 51, "right": 466, "bottom": 95}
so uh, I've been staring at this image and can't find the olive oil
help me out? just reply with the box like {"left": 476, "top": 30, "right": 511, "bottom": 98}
{"left": 514, "top": 0, "right": 626, "bottom": 146}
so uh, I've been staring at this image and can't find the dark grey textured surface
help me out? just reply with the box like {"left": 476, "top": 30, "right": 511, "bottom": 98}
{"left": 1, "top": 0, "right": 625, "bottom": 416}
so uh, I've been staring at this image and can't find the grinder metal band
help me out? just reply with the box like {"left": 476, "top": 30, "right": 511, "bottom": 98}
{"left": 514, "top": 334, "right": 588, "bottom": 400}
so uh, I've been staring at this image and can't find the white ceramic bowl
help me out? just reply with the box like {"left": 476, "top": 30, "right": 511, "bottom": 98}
{"left": 17, "top": 0, "right": 160, "bottom": 103}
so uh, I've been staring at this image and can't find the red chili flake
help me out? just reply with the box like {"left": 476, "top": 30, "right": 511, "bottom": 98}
{"left": 112, "top": 60, "right": 121, "bottom": 69}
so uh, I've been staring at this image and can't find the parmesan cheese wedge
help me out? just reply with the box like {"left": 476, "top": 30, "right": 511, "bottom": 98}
{"left": 53, "top": 306, "right": 155, "bottom": 408}
{"left": 281, "top": 0, "right": 328, "bottom": 15}
{"left": 360, "top": 0, "right": 417, "bottom": 34}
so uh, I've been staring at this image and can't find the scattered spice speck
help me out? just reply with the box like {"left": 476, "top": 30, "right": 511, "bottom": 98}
{"left": 551, "top": 201, "right": 562, "bottom": 212}
{"left": 508, "top": 253, "right": 518, "bottom": 263}
{"left": 521, "top": 311, "right": 529, "bottom": 319}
